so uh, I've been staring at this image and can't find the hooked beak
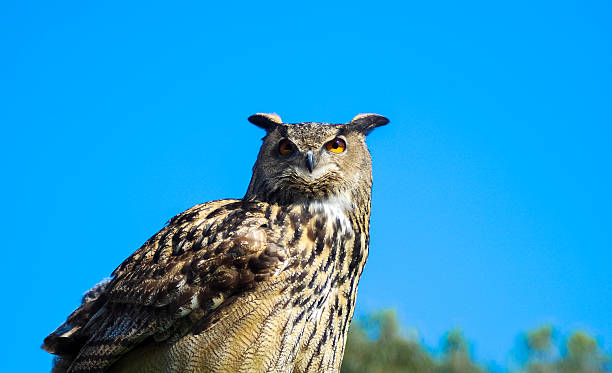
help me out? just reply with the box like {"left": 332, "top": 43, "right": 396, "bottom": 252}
{"left": 306, "top": 151, "right": 314, "bottom": 173}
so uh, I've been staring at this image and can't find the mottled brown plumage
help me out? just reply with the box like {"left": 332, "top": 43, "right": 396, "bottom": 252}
{"left": 43, "top": 113, "right": 389, "bottom": 372}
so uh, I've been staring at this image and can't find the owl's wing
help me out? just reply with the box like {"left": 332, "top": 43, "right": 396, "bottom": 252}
{"left": 42, "top": 199, "right": 288, "bottom": 372}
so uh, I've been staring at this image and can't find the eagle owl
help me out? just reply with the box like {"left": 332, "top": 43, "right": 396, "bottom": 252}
{"left": 43, "top": 113, "right": 389, "bottom": 373}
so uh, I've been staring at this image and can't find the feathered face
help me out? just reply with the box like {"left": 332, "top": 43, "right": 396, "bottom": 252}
{"left": 245, "top": 114, "right": 389, "bottom": 205}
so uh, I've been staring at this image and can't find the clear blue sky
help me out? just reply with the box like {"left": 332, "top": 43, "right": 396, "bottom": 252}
{"left": 1, "top": 1, "right": 610, "bottom": 371}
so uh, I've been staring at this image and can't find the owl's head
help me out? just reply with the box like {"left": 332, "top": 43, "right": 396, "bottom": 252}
{"left": 244, "top": 113, "right": 389, "bottom": 206}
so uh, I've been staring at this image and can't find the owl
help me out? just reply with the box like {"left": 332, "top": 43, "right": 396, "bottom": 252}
{"left": 42, "top": 113, "right": 389, "bottom": 373}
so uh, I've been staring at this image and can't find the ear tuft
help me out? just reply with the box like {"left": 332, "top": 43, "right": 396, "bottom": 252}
{"left": 248, "top": 113, "right": 283, "bottom": 131}
{"left": 349, "top": 113, "right": 389, "bottom": 135}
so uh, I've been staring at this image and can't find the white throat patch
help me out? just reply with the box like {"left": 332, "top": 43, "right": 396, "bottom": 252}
{"left": 306, "top": 194, "right": 354, "bottom": 235}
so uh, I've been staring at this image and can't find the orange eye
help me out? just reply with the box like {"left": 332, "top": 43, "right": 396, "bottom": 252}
{"left": 326, "top": 138, "right": 346, "bottom": 154}
{"left": 278, "top": 139, "right": 296, "bottom": 156}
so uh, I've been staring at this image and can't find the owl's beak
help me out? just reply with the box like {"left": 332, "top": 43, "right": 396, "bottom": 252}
{"left": 306, "top": 151, "right": 314, "bottom": 173}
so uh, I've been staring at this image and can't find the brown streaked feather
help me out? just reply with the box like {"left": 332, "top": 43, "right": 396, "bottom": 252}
{"left": 43, "top": 199, "right": 288, "bottom": 372}
{"left": 43, "top": 279, "right": 111, "bottom": 356}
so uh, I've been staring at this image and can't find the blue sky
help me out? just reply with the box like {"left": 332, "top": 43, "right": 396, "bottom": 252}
{"left": 1, "top": 1, "right": 611, "bottom": 371}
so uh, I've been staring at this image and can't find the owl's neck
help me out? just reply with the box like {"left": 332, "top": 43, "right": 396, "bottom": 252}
{"left": 304, "top": 194, "right": 355, "bottom": 232}
{"left": 246, "top": 184, "right": 368, "bottom": 214}
{"left": 244, "top": 184, "right": 372, "bottom": 242}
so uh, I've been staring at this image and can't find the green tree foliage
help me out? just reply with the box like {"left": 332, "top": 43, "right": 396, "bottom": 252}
{"left": 341, "top": 310, "right": 483, "bottom": 373}
{"left": 341, "top": 310, "right": 436, "bottom": 373}
{"left": 561, "top": 331, "right": 609, "bottom": 372}
{"left": 341, "top": 310, "right": 610, "bottom": 373}
{"left": 438, "top": 329, "right": 485, "bottom": 373}
{"left": 520, "top": 326, "right": 610, "bottom": 373}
